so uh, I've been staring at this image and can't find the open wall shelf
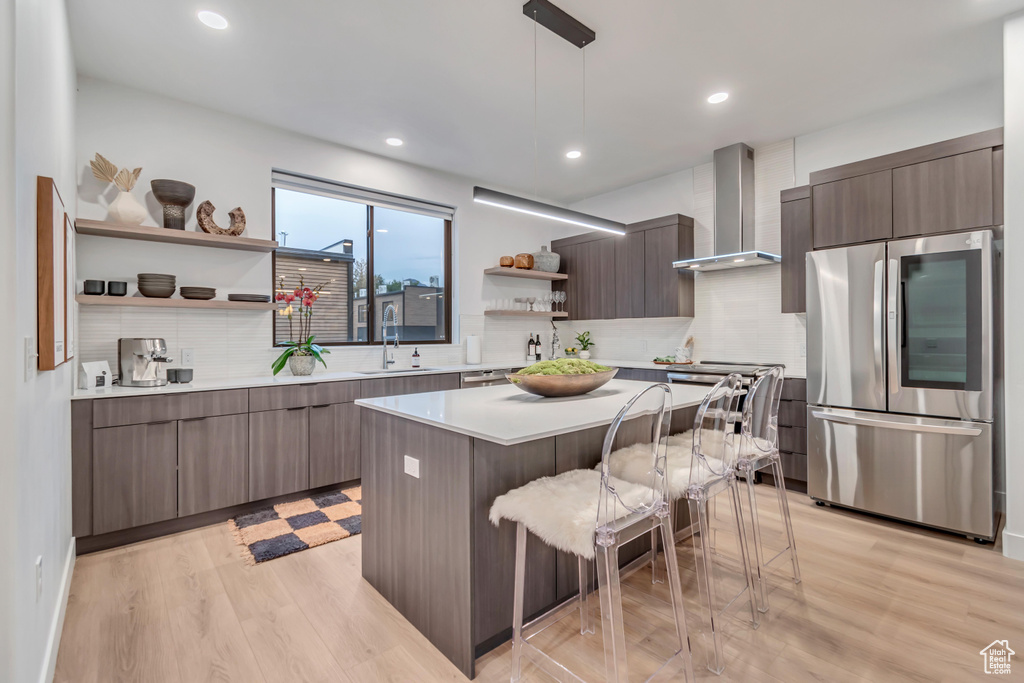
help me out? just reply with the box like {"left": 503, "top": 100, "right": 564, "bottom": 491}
{"left": 484, "top": 310, "right": 569, "bottom": 318}
{"left": 76, "top": 295, "right": 275, "bottom": 312}
{"left": 483, "top": 267, "right": 567, "bottom": 281}
{"left": 75, "top": 219, "right": 278, "bottom": 253}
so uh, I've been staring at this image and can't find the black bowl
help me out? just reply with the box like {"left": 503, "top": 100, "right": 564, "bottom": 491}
{"left": 83, "top": 279, "right": 104, "bottom": 295}
{"left": 107, "top": 281, "right": 127, "bottom": 297}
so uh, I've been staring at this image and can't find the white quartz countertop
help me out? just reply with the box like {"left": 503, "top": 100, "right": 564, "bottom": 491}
{"left": 356, "top": 379, "right": 715, "bottom": 446}
{"left": 70, "top": 357, "right": 689, "bottom": 400}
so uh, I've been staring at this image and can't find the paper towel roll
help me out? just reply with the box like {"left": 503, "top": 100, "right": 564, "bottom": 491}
{"left": 466, "top": 335, "right": 482, "bottom": 365}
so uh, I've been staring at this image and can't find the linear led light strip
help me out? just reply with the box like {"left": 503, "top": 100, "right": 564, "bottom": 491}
{"left": 473, "top": 186, "right": 626, "bottom": 236}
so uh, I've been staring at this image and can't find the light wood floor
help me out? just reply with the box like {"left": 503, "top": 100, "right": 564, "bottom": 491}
{"left": 55, "top": 486, "right": 1024, "bottom": 683}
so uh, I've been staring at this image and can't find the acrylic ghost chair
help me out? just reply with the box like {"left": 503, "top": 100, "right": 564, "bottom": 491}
{"left": 734, "top": 366, "right": 801, "bottom": 613}
{"left": 605, "top": 373, "right": 760, "bottom": 675}
{"left": 489, "top": 383, "right": 695, "bottom": 683}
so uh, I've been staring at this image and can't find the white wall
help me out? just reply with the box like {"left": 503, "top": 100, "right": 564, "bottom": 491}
{"left": 6, "top": 0, "right": 78, "bottom": 681}
{"left": 1002, "top": 15, "right": 1024, "bottom": 561}
{"left": 794, "top": 79, "right": 1003, "bottom": 185}
{"left": 569, "top": 168, "right": 695, "bottom": 225}
{"left": 76, "top": 78, "right": 581, "bottom": 376}
{"left": 0, "top": 0, "right": 16, "bottom": 678}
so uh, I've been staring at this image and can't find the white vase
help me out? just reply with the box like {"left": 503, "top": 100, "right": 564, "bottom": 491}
{"left": 108, "top": 191, "right": 147, "bottom": 225}
{"left": 579, "top": 350, "right": 591, "bottom": 360}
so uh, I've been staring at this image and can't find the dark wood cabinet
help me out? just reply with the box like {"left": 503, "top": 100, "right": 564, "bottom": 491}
{"left": 892, "top": 148, "right": 994, "bottom": 238}
{"left": 92, "top": 421, "right": 178, "bottom": 535}
{"left": 309, "top": 402, "right": 361, "bottom": 488}
{"left": 249, "top": 407, "right": 309, "bottom": 501}
{"left": 178, "top": 414, "right": 248, "bottom": 516}
{"left": 774, "top": 377, "right": 807, "bottom": 489}
{"left": 812, "top": 170, "right": 893, "bottom": 249}
{"left": 360, "top": 372, "right": 460, "bottom": 399}
{"left": 780, "top": 187, "right": 812, "bottom": 313}
{"left": 614, "top": 231, "right": 645, "bottom": 318}
{"left": 644, "top": 223, "right": 694, "bottom": 317}
{"left": 93, "top": 393, "right": 184, "bottom": 428}
{"left": 552, "top": 214, "right": 694, "bottom": 321}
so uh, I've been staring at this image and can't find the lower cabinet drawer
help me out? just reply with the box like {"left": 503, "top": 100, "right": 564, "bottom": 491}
{"left": 361, "top": 373, "right": 461, "bottom": 399}
{"left": 93, "top": 421, "right": 178, "bottom": 535}
{"left": 779, "top": 426, "right": 807, "bottom": 455}
{"left": 779, "top": 451, "right": 808, "bottom": 484}
{"left": 779, "top": 400, "right": 807, "bottom": 428}
{"left": 781, "top": 378, "right": 806, "bottom": 402}
{"left": 183, "top": 389, "right": 248, "bottom": 419}
{"left": 93, "top": 394, "right": 184, "bottom": 428}
{"left": 178, "top": 414, "right": 248, "bottom": 516}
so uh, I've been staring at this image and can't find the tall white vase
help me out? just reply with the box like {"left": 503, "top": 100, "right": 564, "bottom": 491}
{"left": 108, "top": 191, "right": 147, "bottom": 225}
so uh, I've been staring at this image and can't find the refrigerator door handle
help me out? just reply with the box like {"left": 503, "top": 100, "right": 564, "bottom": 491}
{"left": 873, "top": 260, "right": 885, "bottom": 401}
{"left": 887, "top": 258, "right": 900, "bottom": 394}
{"left": 811, "top": 409, "right": 983, "bottom": 436}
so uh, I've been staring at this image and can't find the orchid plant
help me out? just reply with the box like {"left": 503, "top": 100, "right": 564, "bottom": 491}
{"left": 272, "top": 276, "right": 331, "bottom": 375}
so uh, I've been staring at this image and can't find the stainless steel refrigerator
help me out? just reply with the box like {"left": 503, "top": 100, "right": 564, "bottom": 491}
{"left": 806, "top": 229, "right": 1001, "bottom": 540}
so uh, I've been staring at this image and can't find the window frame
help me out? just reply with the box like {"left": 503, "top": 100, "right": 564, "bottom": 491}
{"left": 271, "top": 185, "right": 453, "bottom": 348}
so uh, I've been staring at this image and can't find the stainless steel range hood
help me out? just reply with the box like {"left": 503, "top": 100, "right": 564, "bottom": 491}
{"left": 673, "top": 142, "right": 781, "bottom": 272}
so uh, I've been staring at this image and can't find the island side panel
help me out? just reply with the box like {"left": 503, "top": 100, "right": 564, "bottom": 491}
{"left": 472, "top": 436, "right": 557, "bottom": 653}
{"left": 361, "top": 410, "right": 475, "bottom": 678}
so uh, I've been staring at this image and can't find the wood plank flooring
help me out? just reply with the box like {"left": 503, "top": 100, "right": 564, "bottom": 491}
{"left": 55, "top": 487, "right": 1024, "bottom": 682}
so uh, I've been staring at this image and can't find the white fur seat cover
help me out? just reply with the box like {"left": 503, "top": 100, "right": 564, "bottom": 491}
{"left": 604, "top": 431, "right": 774, "bottom": 500}
{"left": 489, "top": 469, "right": 656, "bottom": 560}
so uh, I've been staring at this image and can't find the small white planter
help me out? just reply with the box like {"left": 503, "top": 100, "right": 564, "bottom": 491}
{"left": 108, "top": 191, "right": 147, "bottom": 225}
{"left": 288, "top": 355, "right": 316, "bottom": 376}
{"left": 579, "top": 350, "right": 591, "bottom": 360}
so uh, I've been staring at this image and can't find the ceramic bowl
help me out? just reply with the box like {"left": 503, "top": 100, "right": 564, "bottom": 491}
{"left": 138, "top": 284, "right": 175, "bottom": 298}
{"left": 83, "top": 279, "right": 104, "bottom": 295}
{"left": 151, "top": 180, "right": 196, "bottom": 231}
{"left": 107, "top": 281, "right": 127, "bottom": 296}
{"left": 505, "top": 368, "right": 618, "bottom": 398}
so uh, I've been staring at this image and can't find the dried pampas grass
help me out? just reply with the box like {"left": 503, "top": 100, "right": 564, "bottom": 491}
{"left": 90, "top": 153, "right": 141, "bottom": 192}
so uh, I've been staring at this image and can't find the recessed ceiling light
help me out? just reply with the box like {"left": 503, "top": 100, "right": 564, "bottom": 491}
{"left": 707, "top": 92, "right": 729, "bottom": 104}
{"left": 323, "top": 258, "right": 331, "bottom": 262}
{"left": 733, "top": 258, "right": 745, "bottom": 263}
{"left": 197, "top": 10, "right": 229, "bottom": 30}
{"left": 376, "top": 229, "right": 388, "bottom": 233}
{"left": 566, "top": 150, "right": 582, "bottom": 159}
{"left": 690, "top": 264, "right": 701, "bottom": 269}
{"left": 385, "top": 137, "right": 404, "bottom": 146}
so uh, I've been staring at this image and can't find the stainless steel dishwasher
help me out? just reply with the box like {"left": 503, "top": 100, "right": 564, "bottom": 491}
{"left": 460, "top": 368, "right": 517, "bottom": 388}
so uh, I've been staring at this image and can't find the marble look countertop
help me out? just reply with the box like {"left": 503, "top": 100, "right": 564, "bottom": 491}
{"left": 356, "top": 379, "right": 715, "bottom": 446}
{"left": 70, "top": 357, "right": 706, "bottom": 400}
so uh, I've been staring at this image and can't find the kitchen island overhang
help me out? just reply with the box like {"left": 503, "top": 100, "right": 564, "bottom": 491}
{"left": 356, "top": 379, "right": 712, "bottom": 678}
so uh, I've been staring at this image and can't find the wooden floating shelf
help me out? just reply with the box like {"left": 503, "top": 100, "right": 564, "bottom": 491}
{"left": 75, "top": 219, "right": 279, "bottom": 253}
{"left": 76, "top": 295, "right": 275, "bottom": 312}
{"left": 484, "top": 310, "right": 569, "bottom": 318}
{"left": 483, "top": 267, "right": 567, "bottom": 281}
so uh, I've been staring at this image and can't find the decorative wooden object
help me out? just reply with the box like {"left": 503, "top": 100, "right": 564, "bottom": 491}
{"left": 36, "top": 176, "right": 67, "bottom": 370}
{"left": 197, "top": 200, "right": 246, "bottom": 236}
{"left": 499, "top": 255, "right": 514, "bottom": 267}
{"left": 514, "top": 253, "right": 534, "bottom": 269}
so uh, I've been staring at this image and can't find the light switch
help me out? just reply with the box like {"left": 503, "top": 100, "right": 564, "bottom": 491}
{"left": 404, "top": 455, "right": 420, "bottom": 478}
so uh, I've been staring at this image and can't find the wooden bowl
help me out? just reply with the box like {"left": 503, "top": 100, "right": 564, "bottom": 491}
{"left": 506, "top": 368, "right": 618, "bottom": 398}
{"left": 514, "top": 253, "right": 534, "bottom": 269}
{"left": 499, "top": 255, "right": 515, "bottom": 267}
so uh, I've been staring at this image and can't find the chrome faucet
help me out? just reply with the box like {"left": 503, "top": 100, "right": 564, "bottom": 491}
{"left": 382, "top": 304, "right": 399, "bottom": 369}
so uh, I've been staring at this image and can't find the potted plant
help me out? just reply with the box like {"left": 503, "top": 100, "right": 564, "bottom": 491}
{"left": 575, "top": 331, "right": 595, "bottom": 360}
{"left": 273, "top": 278, "right": 331, "bottom": 376}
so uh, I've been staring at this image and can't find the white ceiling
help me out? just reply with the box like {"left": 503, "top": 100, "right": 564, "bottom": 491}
{"left": 68, "top": 0, "right": 1024, "bottom": 203}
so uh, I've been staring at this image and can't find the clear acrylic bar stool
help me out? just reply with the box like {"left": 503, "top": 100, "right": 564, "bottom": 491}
{"left": 489, "top": 383, "right": 695, "bottom": 683}
{"left": 735, "top": 366, "right": 801, "bottom": 613}
{"left": 605, "top": 374, "right": 760, "bottom": 675}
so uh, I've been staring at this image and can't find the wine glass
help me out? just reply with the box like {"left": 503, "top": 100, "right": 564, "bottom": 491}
{"left": 556, "top": 291, "right": 566, "bottom": 312}
{"left": 527, "top": 297, "right": 536, "bottom": 312}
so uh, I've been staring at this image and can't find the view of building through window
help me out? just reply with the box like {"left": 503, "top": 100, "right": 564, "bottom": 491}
{"left": 273, "top": 186, "right": 449, "bottom": 345}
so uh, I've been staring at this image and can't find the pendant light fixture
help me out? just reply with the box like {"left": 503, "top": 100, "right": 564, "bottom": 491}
{"left": 473, "top": 0, "right": 626, "bottom": 236}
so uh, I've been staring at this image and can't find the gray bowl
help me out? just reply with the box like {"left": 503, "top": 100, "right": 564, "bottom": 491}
{"left": 506, "top": 368, "right": 618, "bottom": 398}
{"left": 151, "top": 180, "right": 196, "bottom": 231}
{"left": 138, "top": 285, "right": 175, "bottom": 298}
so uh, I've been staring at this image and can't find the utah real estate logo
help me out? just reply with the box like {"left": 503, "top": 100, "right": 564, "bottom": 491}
{"left": 980, "top": 640, "right": 1014, "bottom": 675}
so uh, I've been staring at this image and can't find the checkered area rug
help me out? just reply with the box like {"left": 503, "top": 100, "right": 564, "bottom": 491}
{"left": 229, "top": 486, "right": 362, "bottom": 564}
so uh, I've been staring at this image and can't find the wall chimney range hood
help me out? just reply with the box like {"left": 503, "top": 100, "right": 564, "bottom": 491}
{"left": 673, "top": 142, "right": 781, "bottom": 272}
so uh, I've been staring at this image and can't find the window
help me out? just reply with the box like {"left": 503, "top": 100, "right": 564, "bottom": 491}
{"left": 272, "top": 171, "right": 452, "bottom": 346}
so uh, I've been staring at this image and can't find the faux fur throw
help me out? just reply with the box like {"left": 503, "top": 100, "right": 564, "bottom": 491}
{"left": 489, "top": 469, "right": 656, "bottom": 560}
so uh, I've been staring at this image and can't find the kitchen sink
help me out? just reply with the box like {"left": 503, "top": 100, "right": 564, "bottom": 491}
{"left": 352, "top": 368, "right": 440, "bottom": 375}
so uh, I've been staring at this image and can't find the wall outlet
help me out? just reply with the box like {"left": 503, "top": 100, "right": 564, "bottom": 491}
{"left": 35, "top": 556, "right": 43, "bottom": 601}
{"left": 24, "top": 336, "right": 37, "bottom": 381}
{"left": 799, "top": 341, "right": 807, "bottom": 357}
{"left": 640, "top": 340, "right": 648, "bottom": 353}
{"left": 404, "top": 455, "right": 420, "bottom": 479}
{"left": 182, "top": 348, "right": 195, "bottom": 366}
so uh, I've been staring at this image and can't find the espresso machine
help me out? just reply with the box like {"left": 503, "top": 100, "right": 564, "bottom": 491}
{"left": 117, "top": 338, "right": 173, "bottom": 387}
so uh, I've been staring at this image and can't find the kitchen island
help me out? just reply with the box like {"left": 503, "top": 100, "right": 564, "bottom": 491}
{"left": 355, "top": 379, "right": 713, "bottom": 678}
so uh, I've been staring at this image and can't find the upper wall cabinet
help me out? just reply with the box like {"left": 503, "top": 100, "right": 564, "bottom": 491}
{"left": 551, "top": 214, "right": 694, "bottom": 321}
{"left": 812, "top": 170, "right": 893, "bottom": 249}
{"left": 780, "top": 187, "right": 812, "bottom": 314}
{"left": 892, "top": 148, "right": 994, "bottom": 238}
